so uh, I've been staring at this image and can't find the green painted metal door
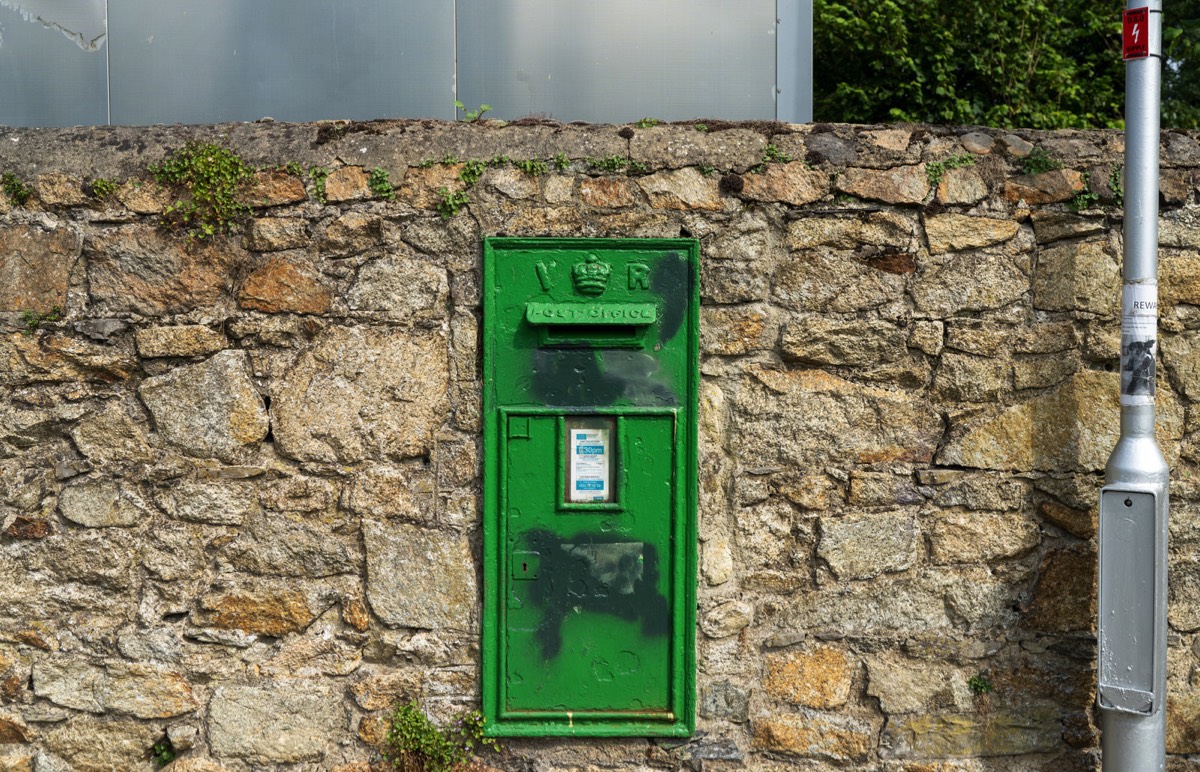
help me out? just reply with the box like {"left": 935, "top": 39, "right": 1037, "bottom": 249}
{"left": 483, "top": 238, "right": 698, "bottom": 737}
{"left": 503, "top": 412, "right": 676, "bottom": 714}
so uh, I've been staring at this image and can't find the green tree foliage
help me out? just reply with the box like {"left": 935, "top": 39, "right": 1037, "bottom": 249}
{"left": 1164, "top": 0, "right": 1200, "bottom": 128}
{"left": 814, "top": 0, "right": 1200, "bottom": 129}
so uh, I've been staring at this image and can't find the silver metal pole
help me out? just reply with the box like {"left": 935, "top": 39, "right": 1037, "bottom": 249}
{"left": 1099, "top": 2, "right": 1168, "bottom": 770}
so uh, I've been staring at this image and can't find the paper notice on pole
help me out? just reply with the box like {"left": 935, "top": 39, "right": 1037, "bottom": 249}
{"left": 1121, "top": 283, "right": 1157, "bottom": 406}
{"left": 570, "top": 428, "right": 611, "bottom": 502}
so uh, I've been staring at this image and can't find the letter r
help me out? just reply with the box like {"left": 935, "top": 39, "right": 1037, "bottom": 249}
{"left": 628, "top": 263, "right": 650, "bottom": 290}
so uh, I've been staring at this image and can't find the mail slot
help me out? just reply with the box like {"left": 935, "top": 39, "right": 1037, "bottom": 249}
{"left": 482, "top": 237, "right": 699, "bottom": 737}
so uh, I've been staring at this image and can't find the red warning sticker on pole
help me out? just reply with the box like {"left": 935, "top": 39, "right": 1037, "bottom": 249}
{"left": 1124, "top": 7, "right": 1150, "bottom": 60}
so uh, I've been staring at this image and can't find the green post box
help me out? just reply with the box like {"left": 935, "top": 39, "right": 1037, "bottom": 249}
{"left": 482, "top": 237, "right": 698, "bottom": 737}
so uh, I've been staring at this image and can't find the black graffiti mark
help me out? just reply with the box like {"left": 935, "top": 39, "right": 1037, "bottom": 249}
{"left": 531, "top": 349, "right": 626, "bottom": 406}
{"left": 601, "top": 351, "right": 678, "bottom": 406}
{"left": 529, "top": 349, "right": 678, "bottom": 407}
{"left": 519, "top": 528, "right": 669, "bottom": 659}
{"left": 652, "top": 251, "right": 690, "bottom": 345}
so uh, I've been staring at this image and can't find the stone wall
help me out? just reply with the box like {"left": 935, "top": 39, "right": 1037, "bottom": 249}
{"left": 0, "top": 119, "right": 1199, "bottom": 771}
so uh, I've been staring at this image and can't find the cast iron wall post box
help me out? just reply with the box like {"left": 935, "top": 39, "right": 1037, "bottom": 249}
{"left": 482, "top": 237, "right": 699, "bottom": 737}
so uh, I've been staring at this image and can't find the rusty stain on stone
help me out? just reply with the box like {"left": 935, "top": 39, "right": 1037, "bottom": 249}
{"left": 203, "top": 590, "right": 315, "bottom": 637}
{"left": 763, "top": 645, "right": 856, "bottom": 708}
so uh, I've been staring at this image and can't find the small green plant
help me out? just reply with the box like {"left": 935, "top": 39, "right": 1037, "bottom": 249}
{"left": 368, "top": 167, "right": 396, "bottom": 200}
{"left": 582, "top": 155, "right": 649, "bottom": 175}
{"left": 148, "top": 141, "right": 254, "bottom": 239}
{"left": 698, "top": 163, "right": 716, "bottom": 176}
{"left": 307, "top": 166, "right": 330, "bottom": 204}
{"left": 150, "top": 738, "right": 175, "bottom": 768}
{"left": 417, "top": 159, "right": 437, "bottom": 169}
{"left": 514, "top": 158, "right": 548, "bottom": 176}
{"left": 693, "top": 123, "right": 709, "bottom": 133}
{"left": 762, "top": 144, "right": 793, "bottom": 164}
{"left": 1109, "top": 164, "right": 1124, "bottom": 207}
{"left": 925, "top": 154, "right": 976, "bottom": 187}
{"left": 587, "top": 155, "right": 629, "bottom": 173}
{"left": 383, "top": 701, "right": 499, "bottom": 772}
{"left": 1066, "top": 171, "right": 1099, "bottom": 212}
{"left": 437, "top": 187, "right": 470, "bottom": 220}
{"left": 1, "top": 172, "right": 31, "bottom": 205}
{"left": 1020, "top": 147, "right": 1062, "bottom": 175}
{"left": 453, "top": 100, "right": 492, "bottom": 122}
{"left": 458, "top": 159, "right": 486, "bottom": 188}
{"left": 553, "top": 152, "right": 570, "bottom": 172}
{"left": 635, "top": 117, "right": 660, "bottom": 129}
{"left": 440, "top": 154, "right": 461, "bottom": 165}
{"left": 748, "top": 143, "right": 794, "bottom": 173}
{"left": 968, "top": 674, "right": 994, "bottom": 695}
{"left": 20, "top": 306, "right": 62, "bottom": 335}
{"left": 487, "top": 155, "right": 511, "bottom": 168}
{"left": 87, "top": 177, "right": 119, "bottom": 200}
{"left": 1069, "top": 190, "right": 1100, "bottom": 213}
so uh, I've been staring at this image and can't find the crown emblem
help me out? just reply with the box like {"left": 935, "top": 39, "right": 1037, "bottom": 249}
{"left": 571, "top": 254, "right": 611, "bottom": 296}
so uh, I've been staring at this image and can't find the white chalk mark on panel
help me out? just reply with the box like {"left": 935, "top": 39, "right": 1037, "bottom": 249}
{"left": 0, "top": 0, "right": 106, "bottom": 50}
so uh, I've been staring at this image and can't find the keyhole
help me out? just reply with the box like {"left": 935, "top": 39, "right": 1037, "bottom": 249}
{"left": 1124, "top": 498, "right": 1133, "bottom": 508}
{"left": 522, "top": 562, "right": 528, "bottom": 572}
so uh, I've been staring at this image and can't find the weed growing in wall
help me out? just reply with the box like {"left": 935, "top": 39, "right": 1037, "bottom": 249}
{"left": 87, "top": 177, "right": 118, "bottom": 200}
{"left": 968, "top": 674, "right": 994, "bottom": 695}
{"left": 586, "top": 155, "right": 629, "bottom": 173}
{"left": 437, "top": 187, "right": 470, "bottom": 220}
{"left": 748, "top": 143, "right": 793, "bottom": 173}
{"left": 20, "top": 306, "right": 61, "bottom": 335}
{"left": 368, "top": 167, "right": 396, "bottom": 200}
{"left": 458, "top": 160, "right": 486, "bottom": 188}
{"left": 409, "top": 156, "right": 495, "bottom": 218}
{"left": 150, "top": 738, "right": 175, "bottom": 768}
{"left": 553, "top": 152, "right": 570, "bottom": 172}
{"left": 925, "top": 154, "right": 976, "bottom": 187}
{"left": 383, "top": 701, "right": 499, "bottom": 772}
{"left": 514, "top": 158, "right": 548, "bottom": 176}
{"left": 453, "top": 101, "right": 491, "bottom": 122}
{"left": 1020, "top": 147, "right": 1062, "bottom": 175}
{"left": 149, "top": 141, "right": 253, "bottom": 239}
{"left": 762, "top": 144, "right": 792, "bottom": 164}
{"left": 1, "top": 172, "right": 31, "bottom": 205}
{"left": 1068, "top": 172, "right": 1100, "bottom": 213}
{"left": 307, "top": 166, "right": 330, "bottom": 204}
{"left": 1109, "top": 164, "right": 1124, "bottom": 207}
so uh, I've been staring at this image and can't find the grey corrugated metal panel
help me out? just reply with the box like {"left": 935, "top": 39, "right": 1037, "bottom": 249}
{"left": 776, "top": 0, "right": 813, "bottom": 123}
{"left": 107, "top": 0, "right": 455, "bottom": 126}
{"left": 0, "top": 2, "right": 109, "bottom": 127}
{"left": 455, "top": 0, "right": 777, "bottom": 123}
